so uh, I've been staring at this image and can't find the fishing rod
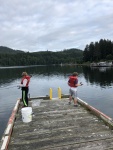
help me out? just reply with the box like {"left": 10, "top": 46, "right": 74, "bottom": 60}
{"left": 0, "top": 75, "right": 33, "bottom": 90}
{"left": 0, "top": 85, "right": 18, "bottom": 90}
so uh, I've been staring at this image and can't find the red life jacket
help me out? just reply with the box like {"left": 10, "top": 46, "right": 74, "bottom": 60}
{"left": 68, "top": 76, "right": 78, "bottom": 87}
{"left": 21, "top": 75, "right": 31, "bottom": 87}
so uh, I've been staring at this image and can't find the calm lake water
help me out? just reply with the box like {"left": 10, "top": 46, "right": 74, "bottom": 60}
{"left": 0, "top": 65, "right": 113, "bottom": 139}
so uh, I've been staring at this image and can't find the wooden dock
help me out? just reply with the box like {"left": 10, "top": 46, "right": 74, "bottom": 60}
{"left": 1, "top": 97, "right": 113, "bottom": 150}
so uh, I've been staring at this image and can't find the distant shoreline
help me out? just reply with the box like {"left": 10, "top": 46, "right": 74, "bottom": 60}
{"left": 0, "top": 63, "right": 90, "bottom": 69}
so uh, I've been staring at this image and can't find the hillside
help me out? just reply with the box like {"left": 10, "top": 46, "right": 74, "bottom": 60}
{"left": 0, "top": 46, "right": 83, "bottom": 66}
{"left": 0, "top": 46, "right": 24, "bottom": 54}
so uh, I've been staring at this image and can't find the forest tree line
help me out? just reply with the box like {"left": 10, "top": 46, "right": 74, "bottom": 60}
{"left": 1, "top": 38, "right": 113, "bottom": 66}
{"left": 83, "top": 39, "right": 113, "bottom": 62}
{"left": 0, "top": 47, "right": 83, "bottom": 66}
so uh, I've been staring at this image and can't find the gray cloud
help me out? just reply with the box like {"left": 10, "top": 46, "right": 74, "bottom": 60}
{"left": 0, "top": 0, "right": 113, "bottom": 52}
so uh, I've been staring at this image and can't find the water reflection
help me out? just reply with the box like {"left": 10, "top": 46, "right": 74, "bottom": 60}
{"left": 0, "top": 65, "right": 113, "bottom": 88}
{"left": 0, "top": 65, "right": 83, "bottom": 86}
{"left": 82, "top": 66, "right": 113, "bottom": 88}
{"left": 90, "top": 66, "right": 111, "bottom": 72}
{"left": 0, "top": 65, "right": 113, "bottom": 139}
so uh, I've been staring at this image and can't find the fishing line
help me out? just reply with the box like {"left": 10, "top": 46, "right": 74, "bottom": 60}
{"left": 0, "top": 85, "right": 18, "bottom": 90}
{"left": 0, "top": 75, "right": 32, "bottom": 90}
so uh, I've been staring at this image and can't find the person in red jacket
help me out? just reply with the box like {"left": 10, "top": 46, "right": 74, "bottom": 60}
{"left": 68, "top": 72, "right": 83, "bottom": 107}
{"left": 18, "top": 72, "right": 31, "bottom": 107}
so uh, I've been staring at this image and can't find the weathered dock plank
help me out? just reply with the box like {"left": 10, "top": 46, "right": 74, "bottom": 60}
{"left": 5, "top": 99, "right": 113, "bottom": 150}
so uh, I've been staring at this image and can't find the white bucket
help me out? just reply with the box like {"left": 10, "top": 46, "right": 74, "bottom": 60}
{"left": 21, "top": 107, "right": 32, "bottom": 123}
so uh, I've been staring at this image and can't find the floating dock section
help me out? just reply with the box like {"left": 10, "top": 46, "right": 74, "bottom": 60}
{"left": 1, "top": 96, "right": 113, "bottom": 150}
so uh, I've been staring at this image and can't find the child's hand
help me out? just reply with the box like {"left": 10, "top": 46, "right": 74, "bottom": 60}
{"left": 80, "top": 82, "right": 83, "bottom": 86}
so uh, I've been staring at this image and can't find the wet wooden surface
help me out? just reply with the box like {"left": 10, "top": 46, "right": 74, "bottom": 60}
{"left": 8, "top": 99, "right": 113, "bottom": 150}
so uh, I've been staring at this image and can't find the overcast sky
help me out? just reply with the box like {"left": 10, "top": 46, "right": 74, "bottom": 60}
{"left": 0, "top": 0, "right": 113, "bottom": 52}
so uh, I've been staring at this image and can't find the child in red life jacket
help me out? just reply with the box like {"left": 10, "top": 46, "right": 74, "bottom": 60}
{"left": 18, "top": 72, "right": 31, "bottom": 107}
{"left": 68, "top": 72, "right": 83, "bottom": 107}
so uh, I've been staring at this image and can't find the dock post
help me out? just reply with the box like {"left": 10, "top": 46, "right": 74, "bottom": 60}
{"left": 49, "top": 88, "right": 52, "bottom": 100}
{"left": 58, "top": 87, "right": 61, "bottom": 99}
